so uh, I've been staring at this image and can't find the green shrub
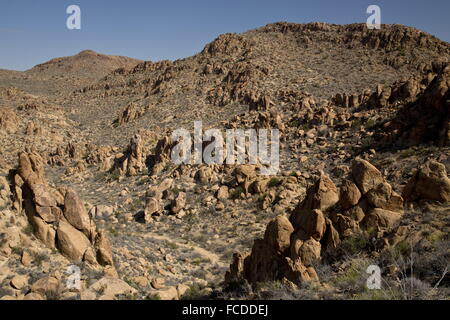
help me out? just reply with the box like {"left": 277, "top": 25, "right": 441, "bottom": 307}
{"left": 268, "top": 177, "right": 282, "bottom": 188}
{"left": 230, "top": 186, "right": 244, "bottom": 200}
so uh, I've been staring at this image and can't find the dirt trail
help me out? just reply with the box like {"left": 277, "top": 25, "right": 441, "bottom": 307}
{"left": 143, "top": 233, "right": 223, "bottom": 266}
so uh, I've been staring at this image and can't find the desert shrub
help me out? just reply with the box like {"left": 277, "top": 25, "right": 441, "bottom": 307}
{"left": 107, "top": 168, "right": 121, "bottom": 182}
{"left": 230, "top": 186, "right": 244, "bottom": 200}
{"left": 223, "top": 278, "right": 252, "bottom": 297}
{"left": 329, "top": 232, "right": 371, "bottom": 260}
{"left": 33, "top": 252, "right": 49, "bottom": 267}
{"left": 330, "top": 257, "right": 373, "bottom": 292}
{"left": 145, "top": 293, "right": 161, "bottom": 300}
{"left": 0, "top": 287, "right": 14, "bottom": 298}
{"left": 267, "top": 177, "right": 282, "bottom": 188}
{"left": 180, "top": 283, "right": 210, "bottom": 300}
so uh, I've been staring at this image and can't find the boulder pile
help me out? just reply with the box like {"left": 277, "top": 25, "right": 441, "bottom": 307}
{"left": 225, "top": 159, "right": 405, "bottom": 286}
{"left": 12, "top": 151, "right": 115, "bottom": 269}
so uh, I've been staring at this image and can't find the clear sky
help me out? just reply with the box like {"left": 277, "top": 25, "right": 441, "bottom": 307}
{"left": 1, "top": 0, "right": 449, "bottom": 71}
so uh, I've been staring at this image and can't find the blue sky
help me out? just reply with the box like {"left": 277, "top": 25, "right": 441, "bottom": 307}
{"left": 1, "top": 0, "right": 449, "bottom": 71}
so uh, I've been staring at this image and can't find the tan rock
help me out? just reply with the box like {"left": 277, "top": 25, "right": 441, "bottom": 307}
{"left": 299, "top": 174, "right": 339, "bottom": 212}
{"left": 94, "top": 230, "right": 114, "bottom": 266}
{"left": 29, "top": 215, "right": 56, "bottom": 248}
{"left": 362, "top": 208, "right": 402, "bottom": 231}
{"left": 366, "top": 182, "right": 403, "bottom": 212}
{"left": 153, "top": 286, "right": 179, "bottom": 300}
{"left": 291, "top": 237, "right": 321, "bottom": 266}
{"left": 17, "top": 152, "right": 45, "bottom": 186}
{"left": 31, "top": 276, "right": 60, "bottom": 299}
{"left": 10, "top": 275, "right": 28, "bottom": 290}
{"left": 339, "top": 179, "right": 361, "bottom": 209}
{"left": 63, "top": 189, "right": 92, "bottom": 237}
{"left": 151, "top": 278, "right": 165, "bottom": 289}
{"left": 290, "top": 209, "right": 326, "bottom": 241}
{"left": 196, "top": 166, "right": 214, "bottom": 184}
{"left": 177, "top": 284, "right": 190, "bottom": 298}
{"left": 144, "top": 197, "right": 160, "bottom": 222}
{"left": 264, "top": 215, "right": 294, "bottom": 253}
{"left": 56, "top": 219, "right": 91, "bottom": 262}
{"left": 133, "top": 276, "right": 149, "bottom": 287}
{"left": 0, "top": 108, "right": 19, "bottom": 133}
{"left": 352, "top": 159, "right": 384, "bottom": 194}
{"left": 216, "top": 186, "right": 229, "bottom": 199}
{"left": 21, "top": 251, "right": 32, "bottom": 266}
{"left": 403, "top": 160, "right": 450, "bottom": 203}
{"left": 171, "top": 192, "right": 186, "bottom": 214}
{"left": 89, "top": 277, "right": 137, "bottom": 299}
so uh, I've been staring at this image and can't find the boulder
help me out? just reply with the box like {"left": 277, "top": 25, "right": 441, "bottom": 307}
{"left": 290, "top": 237, "right": 321, "bottom": 266}
{"left": 362, "top": 208, "right": 402, "bottom": 232}
{"left": 403, "top": 160, "right": 450, "bottom": 203}
{"left": 30, "top": 276, "right": 60, "bottom": 299}
{"left": 352, "top": 159, "right": 384, "bottom": 194}
{"left": 144, "top": 197, "right": 160, "bottom": 222}
{"left": 171, "top": 192, "right": 186, "bottom": 214}
{"left": 300, "top": 174, "right": 339, "bottom": 212}
{"left": 56, "top": 220, "right": 91, "bottom": 262}
{"left": 89, "top": 277, "right": 137, "bottom": 300}
{"left": 263, "top": 215, "right": 294, "bottom": 253}
{"left": 339, "top": 179, "right": 361, "bottom": 209}
{"left": 63, "top": 189, "right": 92, "bottom": 237}
{"left": 216, "top": 186, "right": 229, "bottom": 200}
{"left": 290, "top": 209, "right": 326, "bottom": 241}
{"left": 366, "top": 182, "right": 403, "bottom": 212}
{"left": 94, "top": 230, "right": 114, "bottom": 266}
{"left": 0, "top": 108, "right": 19, "bottom": 134}
{"left": 10, "top": 275, "right": 28, "bottom": 290}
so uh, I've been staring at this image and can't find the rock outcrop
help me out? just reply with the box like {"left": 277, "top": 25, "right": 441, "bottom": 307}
{"left": 12, "top": 151, "right": 114, "bottom": 267}
{"left": 117, "top": 134, "right": 146, "bottom": 176}
{"left": 225, "top": 159, "right": 405, "bottom": 286}
{"left": 376, "top": 64, "right": 450, "bottom": 148}
{"left": 403, "top": 160, "right": 450, "bottom": 203}
{"left": 0, "top": 109, "right": 19, "bottom": 134}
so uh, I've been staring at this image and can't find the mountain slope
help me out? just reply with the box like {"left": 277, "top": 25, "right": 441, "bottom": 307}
{"left": 26, "top": 50, "right": 143, "bottom": 80}
{"left": 66, "top": 22, "right": 450, "bottom": 147}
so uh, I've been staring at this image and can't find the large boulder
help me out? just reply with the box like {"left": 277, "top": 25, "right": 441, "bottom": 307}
{"left": 290, "top": 237, "right": 321, "bottom": 266}
{"left": 290, "top": 209, "right": 326, "bottom": 241}
{"left": 64, "top": 189, "right": 93, "bottom": 238}
{"left": 301, "top": 174, "right": 339, "bottom": 211}
{"left": 403, "top": 160, "right": 450, "bottom": 203}
{"left": 352, "top": 159, "right": 384, "bottom": 194}
{"left": 339, "top": 179, "right": 361, "bottom": 210}
{"left": 362, "top": 208, "right": 403, "bottom": 232}
{"left": 366, "top": 182, "right": 404, "bottom": 212}
{"left": 30, "top": 276, "right": 60, "bottom": 300}
{"left": 225, "top": 214, "right": 320, "bottom": 286}
{"left": 86, "top": 277, "right": 137, "bottom": 300}
{"left": 263, "top": 215, "right": 294, "bottom": 254}
{"left": 94, "top": 231, "right": 114, "bottom": 266}
{"left": 56, "top": 220, "right": 91, "bottom": 262}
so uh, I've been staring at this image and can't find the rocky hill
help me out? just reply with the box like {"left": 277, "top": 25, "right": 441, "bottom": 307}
{"left": 27, "top": 50, "right": 143, "bottom": 80}
{"left": 0, "top": 50, "right": 142, "bottom": 96}
{"left": 0, "top": 22, "right": 449, "bottom": 300}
